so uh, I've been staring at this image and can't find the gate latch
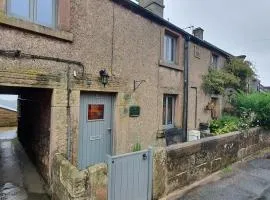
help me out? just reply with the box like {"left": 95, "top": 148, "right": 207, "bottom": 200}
{"left": 142, "top": 153, "right": 147, "bottom": 160}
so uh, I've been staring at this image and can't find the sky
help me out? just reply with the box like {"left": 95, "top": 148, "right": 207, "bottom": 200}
{"left": 0, "top": 95, "right": 17, "bottom": 101}
{"left": 132, "top": 0, "right": 270, "bottom": 85}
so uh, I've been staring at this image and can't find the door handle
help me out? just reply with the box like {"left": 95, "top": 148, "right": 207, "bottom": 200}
{"left": 107, "top": 128, "right": 112, "bottom": 132}
{"left": 142, "top": 153, "right": 148, "bottom": 160}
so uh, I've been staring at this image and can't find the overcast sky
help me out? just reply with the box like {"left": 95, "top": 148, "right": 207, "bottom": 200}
{"left": 164, "top": 0, "right": 270, "bottom": 85}
{"left": 132, "top": 0, "right": 270, "bottom": 85}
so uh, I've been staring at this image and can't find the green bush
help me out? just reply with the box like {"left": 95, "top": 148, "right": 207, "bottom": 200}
{"left": 210, "top": 115, "right": 240, "bottom": 135}
{"left": 202, "top": 69, "right": 240, "bottom": 95}
{"left": 132, "top": 142, "right": 142, "bottom": 152}
{"left": 232, "top": 92, "right": 270, "bottom": 129}
{"left": 202, "top": 58, "right": 255, "bottom": 95}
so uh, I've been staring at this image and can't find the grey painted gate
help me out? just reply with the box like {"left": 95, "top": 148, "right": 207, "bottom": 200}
{"left": 78, "top": 93, "right": 113, "bottom": 169}
{"left": 108, "top": 148, "right": 153, "bottom": 200}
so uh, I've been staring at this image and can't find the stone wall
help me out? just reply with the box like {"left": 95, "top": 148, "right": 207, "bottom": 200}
{"left": 17, "top": 88, "right": 52, "bottom": 181}
{"left": 0, "top": 107, "right": 17, "bottom": 127}
{"left": 153, "top": 128, "right": 270, "bottom": 199}
{"left": 0, "top": 0, "right": 231, "bottom": 183}
{"left": 51, "top": 154, "right": 108, "bottom": 200}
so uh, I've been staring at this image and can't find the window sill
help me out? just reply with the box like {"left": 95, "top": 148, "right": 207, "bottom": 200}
{"left": 0, "top": 12, "right": 73, "bottom": 42}
{"left": 159, "top": 60, "right": 184, "bottom": 71}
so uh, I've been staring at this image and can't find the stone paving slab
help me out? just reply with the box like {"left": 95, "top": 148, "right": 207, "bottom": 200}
{"left": 179, "top": 159, "right": 270, "bottom": 200}
{"left": 0, "top": 127, "right": 49, "bottom": 200}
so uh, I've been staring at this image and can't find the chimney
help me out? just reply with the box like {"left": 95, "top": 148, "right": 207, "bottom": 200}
{"left": 139, "top": 0, "right": 165, "bottom": 18}
{"left": 236, "top": 55, "right": 247, "bottom": 61}
{"left": 193, "top": 27, "right": 204, "bottom": 40}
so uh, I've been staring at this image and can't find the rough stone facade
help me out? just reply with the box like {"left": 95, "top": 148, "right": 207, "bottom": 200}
{"left": 153, "top": 128, "right": 270, "bottom": 199}
{"left": 0, "top": 0, "right": 231, "bottom": 184}
{"left": 51, "top": 154, "right": 107, "bottom": 200}
{"left": 0, "top": 107, "right": 17, "bottom": 127}
{"left": 188, "top": 43, "right": 227, "bottom": 130}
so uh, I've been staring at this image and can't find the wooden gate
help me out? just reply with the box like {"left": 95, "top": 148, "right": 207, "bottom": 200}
{"left": 108, "top": 148, "right": 153, "bottom": 200}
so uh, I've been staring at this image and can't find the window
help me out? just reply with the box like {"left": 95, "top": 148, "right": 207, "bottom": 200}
{"left": 88, "top": 104, "right": 104, "bottom": 121}
{"left": 164, "top": 33, "right": 177, "bottom": 64}
{"left": 194, "top": 45, "right": 201, "bottom": 59}
{"left": 163, "top": 95, "right": 175, "bottom": 128}
{"left": 211, "top": 54, "right": 219, "bottom": 68}
{"left": 7, "top": 0, "right": 57, "bottom": 28}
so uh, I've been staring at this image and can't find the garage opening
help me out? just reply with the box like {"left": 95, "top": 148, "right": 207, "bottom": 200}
{"left": 0, "top": 86, "right": 52, "bottom": 199}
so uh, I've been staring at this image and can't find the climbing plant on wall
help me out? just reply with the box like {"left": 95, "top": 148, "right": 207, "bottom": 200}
{"left": 202, "top": 58, "right": 255, "bottom": 95}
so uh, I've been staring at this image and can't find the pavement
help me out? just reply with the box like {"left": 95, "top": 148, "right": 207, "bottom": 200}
{"left": 179, "top": 157, "right": 270, "bottom": 200}
{"left": 0, "top": 127, "right": 49, "bottom": 200}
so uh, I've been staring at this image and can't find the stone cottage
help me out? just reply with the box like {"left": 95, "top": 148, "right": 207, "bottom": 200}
{"left": 0, "top": 0, "right": 233, "bottom": 184}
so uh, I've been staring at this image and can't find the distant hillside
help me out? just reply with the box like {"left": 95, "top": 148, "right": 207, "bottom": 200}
{"left": 0, "top": 99, "right": 17, "bottom": 110}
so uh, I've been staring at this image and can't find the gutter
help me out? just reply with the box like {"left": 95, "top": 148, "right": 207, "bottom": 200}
{"left": 191, "top": 86, "right": 198, "bottom": 128}
{"left": 183, "top": 36, "right": 190, "bottom": 142}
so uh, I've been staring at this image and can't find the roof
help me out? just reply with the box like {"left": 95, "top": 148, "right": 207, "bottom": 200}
{"left": 112, "top": 0, "right": 233, "bottom": 58}
{"left": 0, "top": 104, "right": 17, "bottom": 112}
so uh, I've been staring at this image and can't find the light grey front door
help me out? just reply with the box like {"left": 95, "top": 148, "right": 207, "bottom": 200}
{"left": 79, "top": 93, "right": 113, "bottom": 169}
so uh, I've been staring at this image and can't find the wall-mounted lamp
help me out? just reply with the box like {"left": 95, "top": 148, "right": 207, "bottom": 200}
{"left": 99, "top": 69, "right": 109, "bottom": 87}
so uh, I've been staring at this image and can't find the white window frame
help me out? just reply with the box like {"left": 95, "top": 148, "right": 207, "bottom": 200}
{"left": 164, "top": 33, "right": 177, "bottom": 64}
{"left": 6, "top": 0, "right": 57, "bottom": 28}
{"left": 163, "top": 95, "right": 175, "bottom": 129}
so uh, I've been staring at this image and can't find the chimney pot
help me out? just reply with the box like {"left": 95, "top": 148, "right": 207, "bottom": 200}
{"left": 193, "top": 27, "right": 204, "bottom": 40}
{"left": 139, "top": 0, "right": 165, "bottom": 18}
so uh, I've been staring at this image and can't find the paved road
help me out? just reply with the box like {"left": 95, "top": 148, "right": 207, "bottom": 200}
{"left": 0, "top": 127, "right": 49, "bottom": 200}
{"left": 179, "top": 158, "right": 270, "bottom": 200}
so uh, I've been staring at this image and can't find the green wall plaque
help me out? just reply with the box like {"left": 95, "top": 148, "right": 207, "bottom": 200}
{"left": 129, "top": 106, "right": 140, "bottom": 117}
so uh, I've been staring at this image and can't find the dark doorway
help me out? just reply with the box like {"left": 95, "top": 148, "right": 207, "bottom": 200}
{"left": 0, "top": 87, "right": 51, "bottom": 200}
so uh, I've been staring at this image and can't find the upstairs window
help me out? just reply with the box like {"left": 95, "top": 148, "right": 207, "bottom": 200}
{"left": 164, "top": 33, "right": 177, "bottom": 64}
{"left": 211, "top": 54, "right": 219, "bottom": 68}
{"left": 163, "top": 95, "right": 175, "bottom": 129}
{"left": 7, "top": 0, "right": 57, "bottom": 28}
{"left": 194, "top": 45, "right": 201, "bottom": 59}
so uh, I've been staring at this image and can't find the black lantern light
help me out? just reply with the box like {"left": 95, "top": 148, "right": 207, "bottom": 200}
{"left": 99, "top": 69, "right": 109, "bottom": 87}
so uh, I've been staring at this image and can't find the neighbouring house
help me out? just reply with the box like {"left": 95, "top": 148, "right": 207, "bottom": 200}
{"left": 0, "top": 104, "right": 17, "bottom": 127}
{"left": 263, "top": 86, "right": 270, "bottom": 92}
{"left": 0, "top": 0, "right": 238, "bottom": 198}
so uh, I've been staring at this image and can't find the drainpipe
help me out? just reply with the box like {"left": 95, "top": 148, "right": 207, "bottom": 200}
{"left": 191, "top": 86, "right": 198, "bottom": 128}
{"left": 66, "top": 66, "right": 72, "bottom": 161}
{"left": 183, "top": 36, "right": 190, "bottom": 142}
